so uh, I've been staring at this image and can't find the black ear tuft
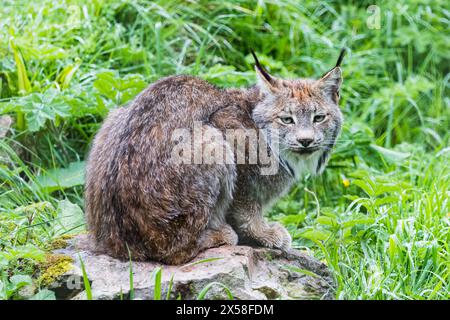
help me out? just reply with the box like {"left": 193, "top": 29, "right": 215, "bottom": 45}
{"left": 335, "top": 48, "right": 347, "bottom": 68}
{"left": 250, "top": 49, "right": 273, "bottom": 84}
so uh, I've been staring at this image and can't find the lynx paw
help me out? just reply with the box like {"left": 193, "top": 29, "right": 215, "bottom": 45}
{"left": 199, "top": 224, "right": 238, "bottom": 251}
{"left": 257, "top": 222, "right": 292, "bottom": 251}
{"left": 220, "top": 224, "right": 239, "bottom": 246}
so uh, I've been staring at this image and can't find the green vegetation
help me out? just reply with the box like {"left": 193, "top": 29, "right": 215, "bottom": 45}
{"left": 0, "top": 0, "right": 448, "bottom": 300}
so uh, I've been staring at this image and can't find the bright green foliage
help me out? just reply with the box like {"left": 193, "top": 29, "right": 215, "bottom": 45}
{"left": 0, "top": 0, "right": 449, "bottom": 300}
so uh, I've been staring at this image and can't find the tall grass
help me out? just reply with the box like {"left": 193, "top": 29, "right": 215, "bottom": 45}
{"left": 0, "top": 0, "right": 448, "bottom": 299}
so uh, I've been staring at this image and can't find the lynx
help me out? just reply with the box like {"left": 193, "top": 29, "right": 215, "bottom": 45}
{"left": 85, "top": 50, "right": 345, "bottom": 264}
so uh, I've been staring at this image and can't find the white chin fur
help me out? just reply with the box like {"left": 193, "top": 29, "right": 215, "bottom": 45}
{"left": 284, "top": 150, "right": 323, "bottom": 178}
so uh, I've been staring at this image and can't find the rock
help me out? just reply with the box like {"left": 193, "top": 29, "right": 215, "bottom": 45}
{"left": 0, "top": 115, "right": 12, "bottom": 138}
{"left": 49, "top": 234, "right": 335, "bottom": 300}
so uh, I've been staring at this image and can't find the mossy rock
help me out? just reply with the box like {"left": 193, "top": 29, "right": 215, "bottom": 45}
{"left": 45, "top": 234, "right": 76, "bottom": 251}
{"left": 38, "top": 254, "right": 74, "bottom": 286}
{"left": 46, "top": 234, "right": 335, "bottom": 300}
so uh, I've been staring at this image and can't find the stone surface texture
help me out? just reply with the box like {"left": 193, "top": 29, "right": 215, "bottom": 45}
{"left": 50, "top": 234, "right": 335, "bottom": 300}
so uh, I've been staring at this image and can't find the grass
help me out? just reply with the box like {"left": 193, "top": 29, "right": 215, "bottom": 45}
{"left": 0, "top": 0, "right": 449, "bottom": 300}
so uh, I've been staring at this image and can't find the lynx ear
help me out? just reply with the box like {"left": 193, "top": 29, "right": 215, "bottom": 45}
{"left": 318, "top": 49, "right": 346, "bottom": 103}
{"left": 319, "top": 67, "right": 342, "bottom": 103}
{"left": 251, "top": 50, "right": 279, "bottom": 94}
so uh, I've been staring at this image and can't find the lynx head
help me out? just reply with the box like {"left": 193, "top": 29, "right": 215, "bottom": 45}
{"left": 251, "top": 49, "right": 345, "bottom": 175}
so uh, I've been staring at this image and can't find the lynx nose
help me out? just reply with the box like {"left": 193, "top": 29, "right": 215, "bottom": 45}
{"left": 298, "top": 138, "right": 313, "bottom": 147}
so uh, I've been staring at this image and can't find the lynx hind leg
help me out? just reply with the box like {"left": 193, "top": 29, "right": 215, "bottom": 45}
{"left": 162, "top": 225, "right": 238, "bottom": 265}
{"left": 197, "top": 124, "right": 238, "bottom": 249}
{"left": 161, "top": 131, "right": 237, "bottom": 265}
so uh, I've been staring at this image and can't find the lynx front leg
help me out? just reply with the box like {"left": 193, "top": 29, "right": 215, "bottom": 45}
{"left": 229, "top": 200, "right": 291, "bottom": 250}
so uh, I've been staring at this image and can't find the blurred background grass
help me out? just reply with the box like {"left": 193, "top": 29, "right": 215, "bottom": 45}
{"left": 0, "top": 0, "right": 448, "bottom": 299}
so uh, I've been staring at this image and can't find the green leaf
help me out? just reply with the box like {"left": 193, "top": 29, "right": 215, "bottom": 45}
{"left": 78, "top": 255, "right": 92, "bottom": 300}
{"left": 352, "top": 179, "right": 375, "bottom": 197}
{"left": 370, "top": 144, "right": 411, "bottom": 163}
{"left": 299, "top": 229, "right": 332, "bottom": 241}
{"left": 278, "top": 213, "right": 306, "bottom": 226}
{"left": 14, "top": 89, "right": 71, "bottom": 132}
{"left": 19, "top": 42, "right": 68, "bottom": 61}
{"left": 389, "top": 235, "right": 398, "bottom": 261}
{"left": 281, "top": 264, "right": 319, "bottom": 278}
{"left": 342, "top": 218, "right": 375, "bottom": 228}
{"left": 93, "top": 71, "right": 147, "bottom": 105}
{"left": 0, "top": 256, "right": 8, "bottom": 269}
{"left": 9, "top": 274, "right": 33, "bottom": 289}
{"left": 30, "top": 289, "right": 56, "bottom": 300}
{"left": 166, "top": 274, "right": 174, "bottom": 300}
{"left": 128, "top": 247, "right": 134, "bottom": 301}
{"left": 374, "top": 196, "right": 399, "bottom": 206}
{"left": 53, "top": 199, "right": 85, "bottom": 236}
{"left": 197, "top": 282, "right": 233, "bottom": 300}
{"left": 201, "top": 64, "right": 252, "bottom": 86}
{"left": 274, "top": 199, "right": 302, "bottom": 215}
{"left": 1, "top": 245, "right": 45, "bottom": 263}
{"left": 180, "top": 257, "right": 224, "bottom": 270}
{"left": 10, "top": 40, "right": 31, "bottom": 95}
{"left": 35, "top": 161, "right": 85, "bottom": 192}
{"left": 316, "top": 216, "right": 338, "bottom": 226}
{"left": 56, "top": 60, "right": 80, "bottom": 89}
{"left": 151, "top": 267, "right": 162, "bottom": 300}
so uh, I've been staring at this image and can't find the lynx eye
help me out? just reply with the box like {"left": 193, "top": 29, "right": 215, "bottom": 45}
{"left": 280, "top": 116, "right": 294, "bottom": 125}
{"left": 313, "top": 114, "right": 326, "bottom": 123}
